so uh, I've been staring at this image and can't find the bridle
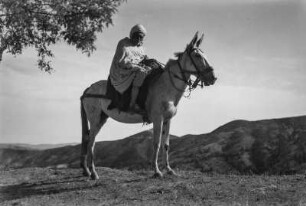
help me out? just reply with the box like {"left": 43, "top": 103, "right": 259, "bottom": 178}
{"left": 168, "top": 47, "right": 212, "bottom": 93}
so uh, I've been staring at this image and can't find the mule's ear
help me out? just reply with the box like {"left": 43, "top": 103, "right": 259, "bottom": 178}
{"left": 187, "top": 31, "right": 199, "bottom": 52}
{"left": 196, "top": 33, "right": 204, "bottom": 47}
{"left": 189, "top": 31, "right": 199, "bottom": 47}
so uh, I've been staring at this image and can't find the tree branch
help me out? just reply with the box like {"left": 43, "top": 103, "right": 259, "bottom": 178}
{"left": 0, "top": 0, "right": 126, "bottom": 71}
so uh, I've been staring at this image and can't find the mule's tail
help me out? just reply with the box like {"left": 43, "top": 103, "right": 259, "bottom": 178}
{"left": 80, "top": 96, "right": 90, "bottom": 170}
{"left": 80, "top": 97, "right": 89, "bottom": 139}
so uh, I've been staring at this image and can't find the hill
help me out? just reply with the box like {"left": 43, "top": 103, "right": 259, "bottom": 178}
{"left": 0, "top": 116, "right": 306, "bottom": 174}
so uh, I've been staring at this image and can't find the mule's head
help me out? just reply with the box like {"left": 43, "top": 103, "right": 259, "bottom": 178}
{"left": 183, "top": 32, "right": 217, "bottom": 87}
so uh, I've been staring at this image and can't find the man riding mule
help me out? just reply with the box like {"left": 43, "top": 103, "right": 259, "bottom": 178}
{"left": 80, "top": 31, "right": 217, "bottom": 180}
{"left": 109, "top": 24, "right": 153, "bottom": 113}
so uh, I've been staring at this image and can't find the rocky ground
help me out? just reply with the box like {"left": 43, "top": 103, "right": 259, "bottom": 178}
{"left": 1, "top": 167, "right": 306, "bottom": 206}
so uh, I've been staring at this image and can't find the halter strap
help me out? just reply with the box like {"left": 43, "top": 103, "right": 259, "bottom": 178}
{"left": 167, "top": 65, "right": 188, "bottom": 92}
{"left": 176, "top": 59, "right": 190, "bottom": 84}
{"left": 167, "top": 57, "right": 196, "bottom": 92}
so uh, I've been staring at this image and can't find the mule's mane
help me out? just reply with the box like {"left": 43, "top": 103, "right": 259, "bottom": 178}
{"left": 164, "top": 44, "right": 191, "bottom": 70}
{"left": 164, "top": 59, "right": 176, "bottom": 70}
{"left": 174, "top": 52, "right": 184, "bottom": 59}
{"left": 164, "top": 52, "right": 183, "bottom": 70}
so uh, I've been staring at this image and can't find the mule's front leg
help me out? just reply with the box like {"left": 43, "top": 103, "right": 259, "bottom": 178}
{"left": 152, "top": 119, "right": 163, "bottom": 178}
{"left": 163, "top": 120, "right": 176, "bottom": 176}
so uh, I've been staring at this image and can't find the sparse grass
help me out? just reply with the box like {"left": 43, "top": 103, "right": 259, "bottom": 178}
{"left": 0, "top": 167, "right": 306, "bottom": 206}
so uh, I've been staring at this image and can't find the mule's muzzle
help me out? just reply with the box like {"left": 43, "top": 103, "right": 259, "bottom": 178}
{"left": 201, "top": 67, "right": 217, "bottom": 86}
{"left": 203, "top": 77, "right": 216, "bottom": 86}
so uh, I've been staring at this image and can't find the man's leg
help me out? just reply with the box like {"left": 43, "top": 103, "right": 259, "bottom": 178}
{"left": 129, "top": 86, "right": 141, "bottom": 111}
{"left": 129, "top": 71, "right": 146, "bottom": 112}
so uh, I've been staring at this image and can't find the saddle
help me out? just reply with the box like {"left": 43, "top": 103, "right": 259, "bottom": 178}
{"left": 106, "top": 58, "right": 164, "bottom": 114}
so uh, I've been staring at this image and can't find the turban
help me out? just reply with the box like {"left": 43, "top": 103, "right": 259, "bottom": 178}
{"left": 130, "top": 24, "right": 147, "bottom": 38}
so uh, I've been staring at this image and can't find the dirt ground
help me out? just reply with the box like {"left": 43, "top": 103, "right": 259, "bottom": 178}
{"left": 0, "top": 167, "right": 306, "bottom": 206}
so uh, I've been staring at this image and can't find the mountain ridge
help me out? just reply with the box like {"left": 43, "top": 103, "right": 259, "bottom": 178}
{"left": 1, "top": 115, "right": 306, "bottom": 174}
{"left": 0, "top": 143, "right": 78, "bottom": 151}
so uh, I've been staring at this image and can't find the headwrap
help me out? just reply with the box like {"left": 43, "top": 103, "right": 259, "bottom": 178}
{"left": 129, "top": 24, "right": 147, "bottom": 38}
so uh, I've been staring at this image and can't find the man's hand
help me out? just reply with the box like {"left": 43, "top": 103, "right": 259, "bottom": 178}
{"left": 143, "top": 65, "right": 152, "bottom": 72}
{"left": 132, "top": 65, "right": 151, "bottom": 73}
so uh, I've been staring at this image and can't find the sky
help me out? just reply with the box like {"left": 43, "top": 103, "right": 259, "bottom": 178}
{"left": 0, "top": 0, "right": 305, "bottom": 144}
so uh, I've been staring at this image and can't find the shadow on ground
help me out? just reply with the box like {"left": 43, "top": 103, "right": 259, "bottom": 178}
{"left": 1, "top": 174, "right": 90, "bottom": 202}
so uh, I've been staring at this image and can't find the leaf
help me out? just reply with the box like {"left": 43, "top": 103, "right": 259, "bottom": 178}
{"left": 0, "top": 0, "right": 126, "bottom": 72}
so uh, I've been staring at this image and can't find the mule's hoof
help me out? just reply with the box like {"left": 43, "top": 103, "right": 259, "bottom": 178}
{"left": 153, "top": 172, "right": 163, "bottom": 178}
{"left": 167, "top": 169, "right": 177, "bottom": 176}
{"left": 82, "top": 170, "right": 91, "bottom": 177}
{"left": 90, "top": 172, "right": 99, "bottom": 180}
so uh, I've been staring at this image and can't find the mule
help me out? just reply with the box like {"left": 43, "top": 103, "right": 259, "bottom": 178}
{"left": 80, "top": 32, "right": 217, "bottom": 180}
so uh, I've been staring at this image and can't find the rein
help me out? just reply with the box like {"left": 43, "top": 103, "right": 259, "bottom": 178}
{"left": 188, "top": 49, "right": 205, "bottom": 89}
{"left": 167, "top": 64, "right": 190, "bottom": 93}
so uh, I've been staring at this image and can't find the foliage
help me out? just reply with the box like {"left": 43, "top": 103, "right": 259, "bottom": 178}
{"left": 0, "top": 0, "right": 125, "bottom": 72}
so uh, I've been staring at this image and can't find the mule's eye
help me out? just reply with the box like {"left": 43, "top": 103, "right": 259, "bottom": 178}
{"left": 195, "top": 53, "right": 201, "bottom": 58}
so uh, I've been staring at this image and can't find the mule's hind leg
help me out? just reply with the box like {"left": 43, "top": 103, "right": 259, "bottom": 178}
{"left": 162, "top": 120, "right": 176, "bottom": 176}
{"left": 81, "top": 134, "right": 91, "bottom": 177}
{"left": 80, "top": 100, "right": 91, "bottom": 177}
{"left": 87, "top": 111, "right": 108, "bottom": 180}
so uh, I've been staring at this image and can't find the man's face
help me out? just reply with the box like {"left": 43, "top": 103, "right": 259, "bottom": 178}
{"left": 131, "top": 32, "right": 145, "bottom": 46}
